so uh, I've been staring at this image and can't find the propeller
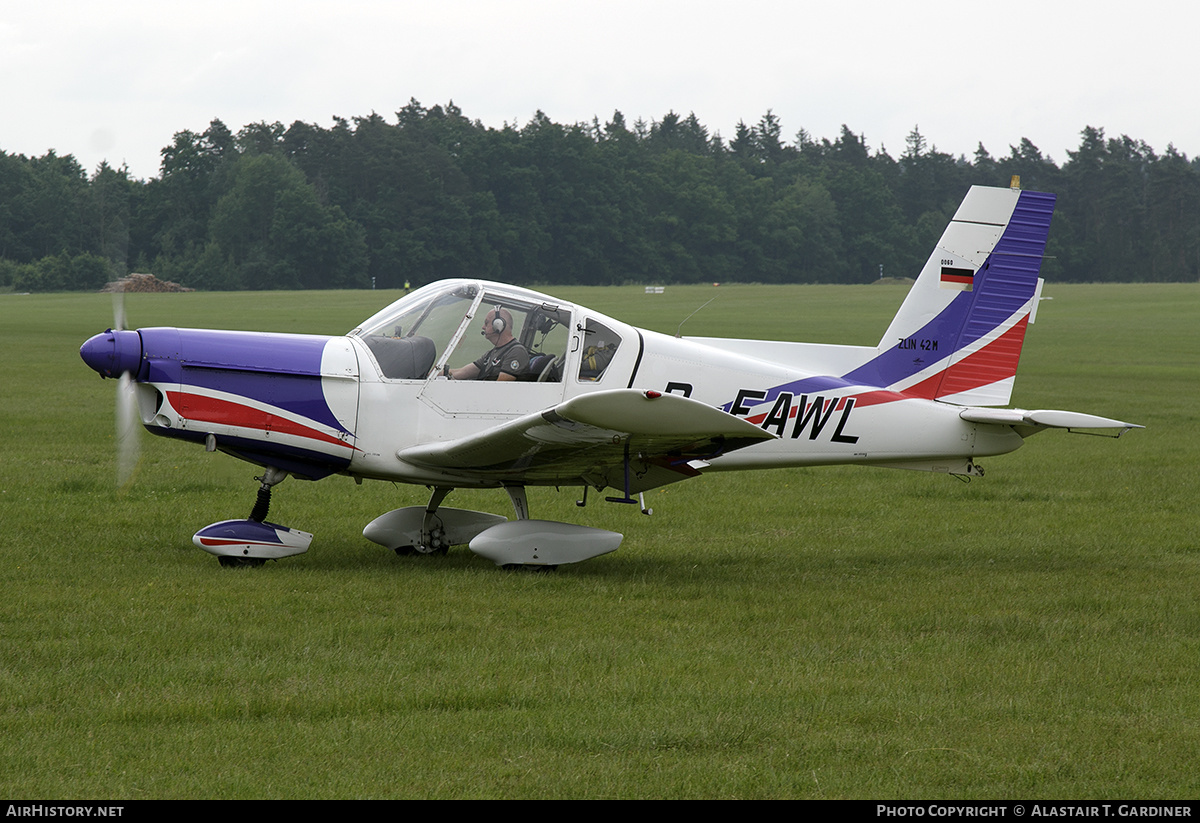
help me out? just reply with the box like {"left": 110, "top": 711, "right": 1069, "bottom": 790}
{"left": 79, "top": 286, "right": 143, "bottom": 488}
{"left": 115, "top": 370, "right": 141, "bottom": 488}
{"left": 112, "top": 286, "right": 142, "bottom": 488}
{"left": 112, "top": 287, "right": 126, "bottom": 334}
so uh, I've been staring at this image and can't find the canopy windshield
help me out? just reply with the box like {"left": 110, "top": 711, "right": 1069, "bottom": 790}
{"left": 351, "top": 281, "right": 572, "bottom": 382}
{"left": 351, "top": 282, "right": 481, "bottom": 380}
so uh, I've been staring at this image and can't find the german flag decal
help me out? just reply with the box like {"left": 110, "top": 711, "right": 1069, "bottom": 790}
{"left": 940, "top": 265, "right": 974, "bottom": 291}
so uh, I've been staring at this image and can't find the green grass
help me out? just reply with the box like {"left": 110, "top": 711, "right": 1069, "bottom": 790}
{"left": 1, "top": 283, "right": 1197, "bottom": 798}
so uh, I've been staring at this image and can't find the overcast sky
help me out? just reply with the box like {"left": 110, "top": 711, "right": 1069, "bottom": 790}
{"left": 2, "top": 1, "right": 1196, "bottom": 181}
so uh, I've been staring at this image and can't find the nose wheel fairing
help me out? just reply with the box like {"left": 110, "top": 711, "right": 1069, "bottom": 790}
{"left": 193, "top": 519, "right": 313, "bottom": 562}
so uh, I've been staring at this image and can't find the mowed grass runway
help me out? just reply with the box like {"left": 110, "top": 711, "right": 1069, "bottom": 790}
{"left": 0, "top": 283, "right": 1196, "bottom": 798}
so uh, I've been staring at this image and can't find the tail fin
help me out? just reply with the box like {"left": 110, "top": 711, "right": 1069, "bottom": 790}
{"left": 864, "top": 184, "right": 1056, "bottom": 406}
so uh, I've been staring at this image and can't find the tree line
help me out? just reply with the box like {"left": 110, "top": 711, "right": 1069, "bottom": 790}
{"left": 2, "top": 101, "right": 1198, "bottom": 292}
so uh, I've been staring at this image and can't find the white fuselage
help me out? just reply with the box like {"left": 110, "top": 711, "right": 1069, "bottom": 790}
{"left": 344, "top": 298, "right": 1023, "bottom": 488}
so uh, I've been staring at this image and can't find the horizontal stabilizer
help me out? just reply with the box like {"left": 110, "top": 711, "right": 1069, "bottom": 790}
{"left": 959, "top": 407, "right": 1142, "bottom": 436}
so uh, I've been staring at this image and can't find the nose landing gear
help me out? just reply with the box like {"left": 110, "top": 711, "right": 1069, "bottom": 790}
{"left": 193, "top": 468, "right": 313, "bottom": 568}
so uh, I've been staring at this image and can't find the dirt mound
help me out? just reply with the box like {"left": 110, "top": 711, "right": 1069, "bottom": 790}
{"left": 102, "top": 273, "right": 194, "bottom": 293}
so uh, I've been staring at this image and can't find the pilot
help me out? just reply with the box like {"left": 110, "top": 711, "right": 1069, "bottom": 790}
{"left": 444, "top": 308, "right": 529, "bottom": 381}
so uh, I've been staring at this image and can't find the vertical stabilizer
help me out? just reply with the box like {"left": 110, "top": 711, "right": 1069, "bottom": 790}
{"left": 860, "top": 185, "right": 1056, "bottom": 405}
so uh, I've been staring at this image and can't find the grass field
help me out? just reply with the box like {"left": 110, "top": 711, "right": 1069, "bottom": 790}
{"left": 1, "top": 282, "right": 1196, "bottom": 798}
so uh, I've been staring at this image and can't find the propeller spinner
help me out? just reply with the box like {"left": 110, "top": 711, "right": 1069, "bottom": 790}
{"left": 80, "top": 294, "right": 144, "bottom": 486}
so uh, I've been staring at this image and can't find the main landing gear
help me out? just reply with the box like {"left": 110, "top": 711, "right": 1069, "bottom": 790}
{"left": 363, "top": 486, "right": 507, "bottom": 558}
{"left": 362, "top": 485, "right": 623, "bottom": 568}
{"left": 390, "top": 486, "right": 458, "bottom": 556}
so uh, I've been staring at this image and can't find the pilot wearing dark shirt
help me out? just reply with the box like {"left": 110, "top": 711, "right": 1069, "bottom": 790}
{"left": 445, "top": 308, "right": 529, "bottom": 381}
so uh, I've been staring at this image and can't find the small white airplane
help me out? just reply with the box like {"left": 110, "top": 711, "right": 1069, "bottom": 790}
{"left": 80, "top": 182, "right": 1140, "bottom": 568}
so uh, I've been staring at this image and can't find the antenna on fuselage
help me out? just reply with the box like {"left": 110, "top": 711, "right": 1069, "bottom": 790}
{"left": 675, "top": 296, "right": 718, "bottom": 338}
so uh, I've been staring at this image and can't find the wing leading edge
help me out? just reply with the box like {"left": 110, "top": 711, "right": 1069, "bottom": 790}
{"left": 399, "top": 389, "right": 776, "bottom": 491}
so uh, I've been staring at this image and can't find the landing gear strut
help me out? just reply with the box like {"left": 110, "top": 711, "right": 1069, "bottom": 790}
{"left": 364, "top": 487, "right": 507, "bottom": 558}
{"left": 249, "top": 466, "right": 289, "bottom": 522}
{"left": 392, "top": 486, "right": 455, "bottom": 555}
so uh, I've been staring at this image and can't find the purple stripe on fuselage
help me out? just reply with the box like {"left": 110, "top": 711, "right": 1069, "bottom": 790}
{"left": 137, "top": 328, "right": 350, "bottom": 435}
{"left": 844, "top": 291, "right": 974, "bottom": 390}
{"left": 719, "top": 374, "right": 859, "bottom": 413}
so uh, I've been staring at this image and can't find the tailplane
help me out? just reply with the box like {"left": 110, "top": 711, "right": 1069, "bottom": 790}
{"left": 865, "top": 182, "right": 1055, "bottom": 406}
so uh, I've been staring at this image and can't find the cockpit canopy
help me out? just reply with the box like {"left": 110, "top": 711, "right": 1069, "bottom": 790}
{"left": 350, "top": 281, "right": 573, "bottom": 382}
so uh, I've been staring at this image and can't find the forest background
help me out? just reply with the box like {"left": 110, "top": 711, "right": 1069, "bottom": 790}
{"left": 3, "top": 101, "right": 1198, "bottom": 293}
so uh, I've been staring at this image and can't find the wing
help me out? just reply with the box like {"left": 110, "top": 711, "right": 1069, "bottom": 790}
{"left": 399, "top": 388, "right": 776, "bottom": 492}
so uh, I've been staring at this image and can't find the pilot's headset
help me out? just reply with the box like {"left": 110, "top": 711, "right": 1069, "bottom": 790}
{"left": 486, "top": 306, "right": 506, "bottom": 335}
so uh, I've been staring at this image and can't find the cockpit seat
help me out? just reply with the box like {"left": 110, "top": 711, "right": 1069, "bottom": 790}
{"left": 365, "top": 335, "right": 436, "bottom": 380}
{"left": 522, "top": 353, "right": 562, "bottom": 382}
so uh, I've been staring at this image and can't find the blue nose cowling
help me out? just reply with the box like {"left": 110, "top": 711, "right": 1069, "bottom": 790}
{"left": 80, "top": 329, "right": 142, "bottom": 378}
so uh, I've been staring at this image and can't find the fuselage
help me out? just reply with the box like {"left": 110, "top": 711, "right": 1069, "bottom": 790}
{"left": 80, "top": 279, "right": 1023, "bottom": 492}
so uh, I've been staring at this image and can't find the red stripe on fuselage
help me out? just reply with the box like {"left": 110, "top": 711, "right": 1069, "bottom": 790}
{"left": 167, "top": 391, "right": 355, "bottom": 450}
